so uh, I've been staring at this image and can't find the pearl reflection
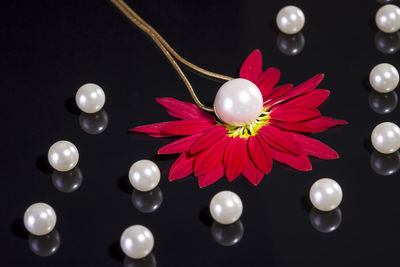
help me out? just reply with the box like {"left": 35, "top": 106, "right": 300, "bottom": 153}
{"left": 375, "top": 31, "right": 400, "bottom": 54}
{"left": 277, "top": 32, "right": 305, "bottom": 56}
{"left": 123, "top": 254, "right": 157, "bottom": 267}
{"left": 370, "top": 150, "right": 400, "bottom": 176}
{"left": 369, "top": 91, "right": 398, "bottom": 114}
{"left": 28, "top": 229, "right": 61, "bottom": 257}
{"left": 131, "top": 187, "right": 163, "bottom": 213}
{"left": 309, "top": 207, "right": 342, "bottom": 233}
{"left": 79, "top": 109, "right": 108, "bottom": 135}
{"left": 52, "top": 167, "right": 83, "bottom": 193}
{"left": 211, "top": 220, "right": 244, "bottom": 246}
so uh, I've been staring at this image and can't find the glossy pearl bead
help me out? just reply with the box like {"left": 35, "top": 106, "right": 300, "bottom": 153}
{"left": 48, "top": 141, "right": 79, "bottom": 172}
{"left": 209, "top": 191, "right": 243, "bottom": 225}
{"left": 376, "top": 4, "right": 400, "bottom": 33}
{"left": 129, "top": 160, "right": 160, "bottom": 192}
{"left": 309, "top": 178, "right": 343, "bottom": 212}
{"left": 276, "top": 6, "right": 305, "bottom": 34}
{"left": 24, "top": 203, "right": 57, "bottom": 236}
{"left": 120, "top": 225, "right": 154, "bottom": 259}
{"left": 214, "top": 78, "right": 263, "bottom": 126}
{"left": 75, "top": 83, "right": 105, "bottom": 113}
{"left": 369, "top": 63, "right": 399, "bottom": 93}
{"left": 371, "top": 122, "right": 400, "bottom": 154}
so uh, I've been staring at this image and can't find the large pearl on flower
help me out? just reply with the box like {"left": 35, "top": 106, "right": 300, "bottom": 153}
{"left": 24, "top": 203, "right": 57, "bottom": 236}
{"left": 371, "top": 122, "right": 400, "bottom": 154}
{"left": 129, "top": 160, "right": 160, "bottom": 192}
{"left": 209, "top": 191, "right": 243, "bottom": 225}
{"left": 48, "top": 141, "right": 79, "bottom": 172}
{"left": 75, "top": 83, "right": 105, "bottom": 113}
{"left": 376, "top": 4, "right": 400, "bottom": 33}
{"left": 369, "top": 63, "right": 399, "bottom": 93}
{"left": 309, "top": 178, "right": 343, "bottom": 212}
{"left": 214, "top": 79, "right": 263, "bottom": 126}
{"left": 276, "top": 6, "right": 305, "bottom": 34}
{"left": 120, "top": 225, "right": 154, "bottom": 259}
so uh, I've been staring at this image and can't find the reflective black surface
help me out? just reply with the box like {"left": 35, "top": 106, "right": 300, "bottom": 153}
{"left": 2, "top": 0, "right": 400, "bottom": 266}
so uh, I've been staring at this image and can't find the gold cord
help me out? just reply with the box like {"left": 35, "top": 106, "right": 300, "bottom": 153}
{"left": 109, "top": 0, "right": 234, "bottom": 112}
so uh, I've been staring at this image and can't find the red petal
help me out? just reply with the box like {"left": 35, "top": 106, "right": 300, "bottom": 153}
{"left": 280, "top": 89, "right": 330, "bottom": 108}
{"left": 269, "top": 74, "right": 324, "bottom": 106}
{"left": 239, "top": 50, "right": 262, "bottom": 82}
{"left": 270, "top": 106, "right": 320, "bottom": 122}
{"left": 248, "top": 136, "right": 272, "bottom": 174}
{"left": 194, "top": 136, "right": 229, "bottom": 176}
{"left": 190, "top": 126, "right": 227, "bottom": 154}
{"left": 259, "top": 125, "right": 302, "bottom": 154}
{"left": 198, "top": 164, "right": 224, "bottom": 188}
{"left": 269, "top": 120, "right": 313, "bottom": 132}
{"left": 270, "top": 148, "right": 312, "bottom": 171}
{"left": 256, "top": 68, "right": 280, "bottom": 96}
{"left": 169, "top": 153, "right": 194, "bottom": 181}
{"left": 223, "top": 137, "right": 248, "bottom": 181}
{"left": 301, "top": 116, "right": 348, "bottom": 133}
{"left": 287, "top": 132, "right": 339, "bottom": 159}
{"left": 158, "top": 133, "right": 202, "bottom": 154}
{"left": 242, "top": 158, "right": 264, "bottom": 185}
{"left": 156, "top": 97, "right": 214, "bottom": 120}
{"left": 263, "top": 84, "right": 293, "bottom": 104}
{"left": 130, "top": 122, "right": 174, "bottom": 137}
{"left": 161, "top": 119, "right": 215, "bottom": 136}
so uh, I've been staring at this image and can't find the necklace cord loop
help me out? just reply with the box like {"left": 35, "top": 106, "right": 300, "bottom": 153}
{"left": 109, "top": 0, "right": 234, "bottom": 112}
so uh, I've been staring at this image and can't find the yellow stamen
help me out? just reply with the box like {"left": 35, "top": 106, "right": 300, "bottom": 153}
{"left": 219, "top": 108, "right": 270, "bottom": 139}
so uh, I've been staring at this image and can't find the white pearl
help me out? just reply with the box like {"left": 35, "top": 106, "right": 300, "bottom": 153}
{"left": 120, "top": 225, "right": 154, "bottom": 259}
{"left": 48, "top": 141, "right": 79, "bottom": 172}
{"left": 309, "top": 178, "right": 343, "bottom": 212}
{"left": 276, "top": 6, "right": 305, "bottom": 34}
{"left": 371, "top": 122, "right": 400, "bottom": 154}
{"left": 129, "top": 160, "right": 160, "bottom": 192}
{"left": 214, "top": 79, "right": 263, "bottom": 126}
{"left": 24, "top": 203, "right": 57, "bottom": 236}
{"left": 75, "top": 83, "right": 105, "bottom": 113}
{"left": 369, "top": 63, "right": 399, "bottom": 93}
{"left": 376, "top": 4, "right": 400, "bottom": 33}
{"left": 209, "top": 191, "right": 243, "bottom": 225}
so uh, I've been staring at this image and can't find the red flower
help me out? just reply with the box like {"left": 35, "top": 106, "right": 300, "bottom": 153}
{"left": 131, "top": 50, "right": 347, "bottom": 187}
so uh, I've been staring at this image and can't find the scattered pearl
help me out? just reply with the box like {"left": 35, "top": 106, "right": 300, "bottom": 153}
{"left": 369, "top": 63, "right": 399, "bottom": 93}
{"left": 48, "top": 141, "right": 79, "bottom": 172}
{"left": 309, "top": 178, "right": 343, "bottom": 212}
{"left": 129, "top": 160, "right": 160, "bottom": 192}
{"left": 276, "top": 6, "right": 305, "bottom": 34}
{"left": 24, "top": 203, "right": 57, "bottom": 236}
{"left": 120, "top": 225, "right": 154, "bottom": 259}
{"left": 75, "top": 83, "right": 105, "bottom": 113}
{"left": 214, "top": 78, "right": 263, "bottom": 126}
{"left": 376, "top": 4, "right": 400, "bottom": 33}
{"left": 371, "top": 122, "right": 400, "bottom": 154}
{"left": 209, "top": 191, "right": 243, "bottom": 225}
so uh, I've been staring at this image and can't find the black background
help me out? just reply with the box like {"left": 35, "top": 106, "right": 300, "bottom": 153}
{"left": 2, "top": 0, "right": 400, "bottom": 266}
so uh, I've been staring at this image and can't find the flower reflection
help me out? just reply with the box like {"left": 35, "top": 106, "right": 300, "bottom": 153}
{"left": 79, "top": 109, "right": 108, "bottom": 135}
{"left": 28, "top": 229, "right": 61, "bottom": 257}
{"left": 211, "top": 220, "right": 244, "bottom": 246}
{"left": 370, "top": 150, "right": 400, "bottom": 176}
{"left": 131, "top": 187, "right": 163, "bottom": 213}
{"left": 52, "top": 167, "right": 83, "bottom": 193}
{"left": 276, "top": 32, "right": 305, "bottom": 56}
{"left": 368, "top": 91, "right": 398, "bottom": 114}
{"left": 375, "top": 31, "right": 400, "bottom": 54}
{"left": 309, "top": 207, "right": 342, "bottom": 233}
{"left": 124, "top": 253, "right": 157, "bottom": 267}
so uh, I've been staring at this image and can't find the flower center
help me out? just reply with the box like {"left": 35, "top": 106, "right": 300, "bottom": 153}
{"left": 220, "top": 108, "right": 270, "bottom": 139}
